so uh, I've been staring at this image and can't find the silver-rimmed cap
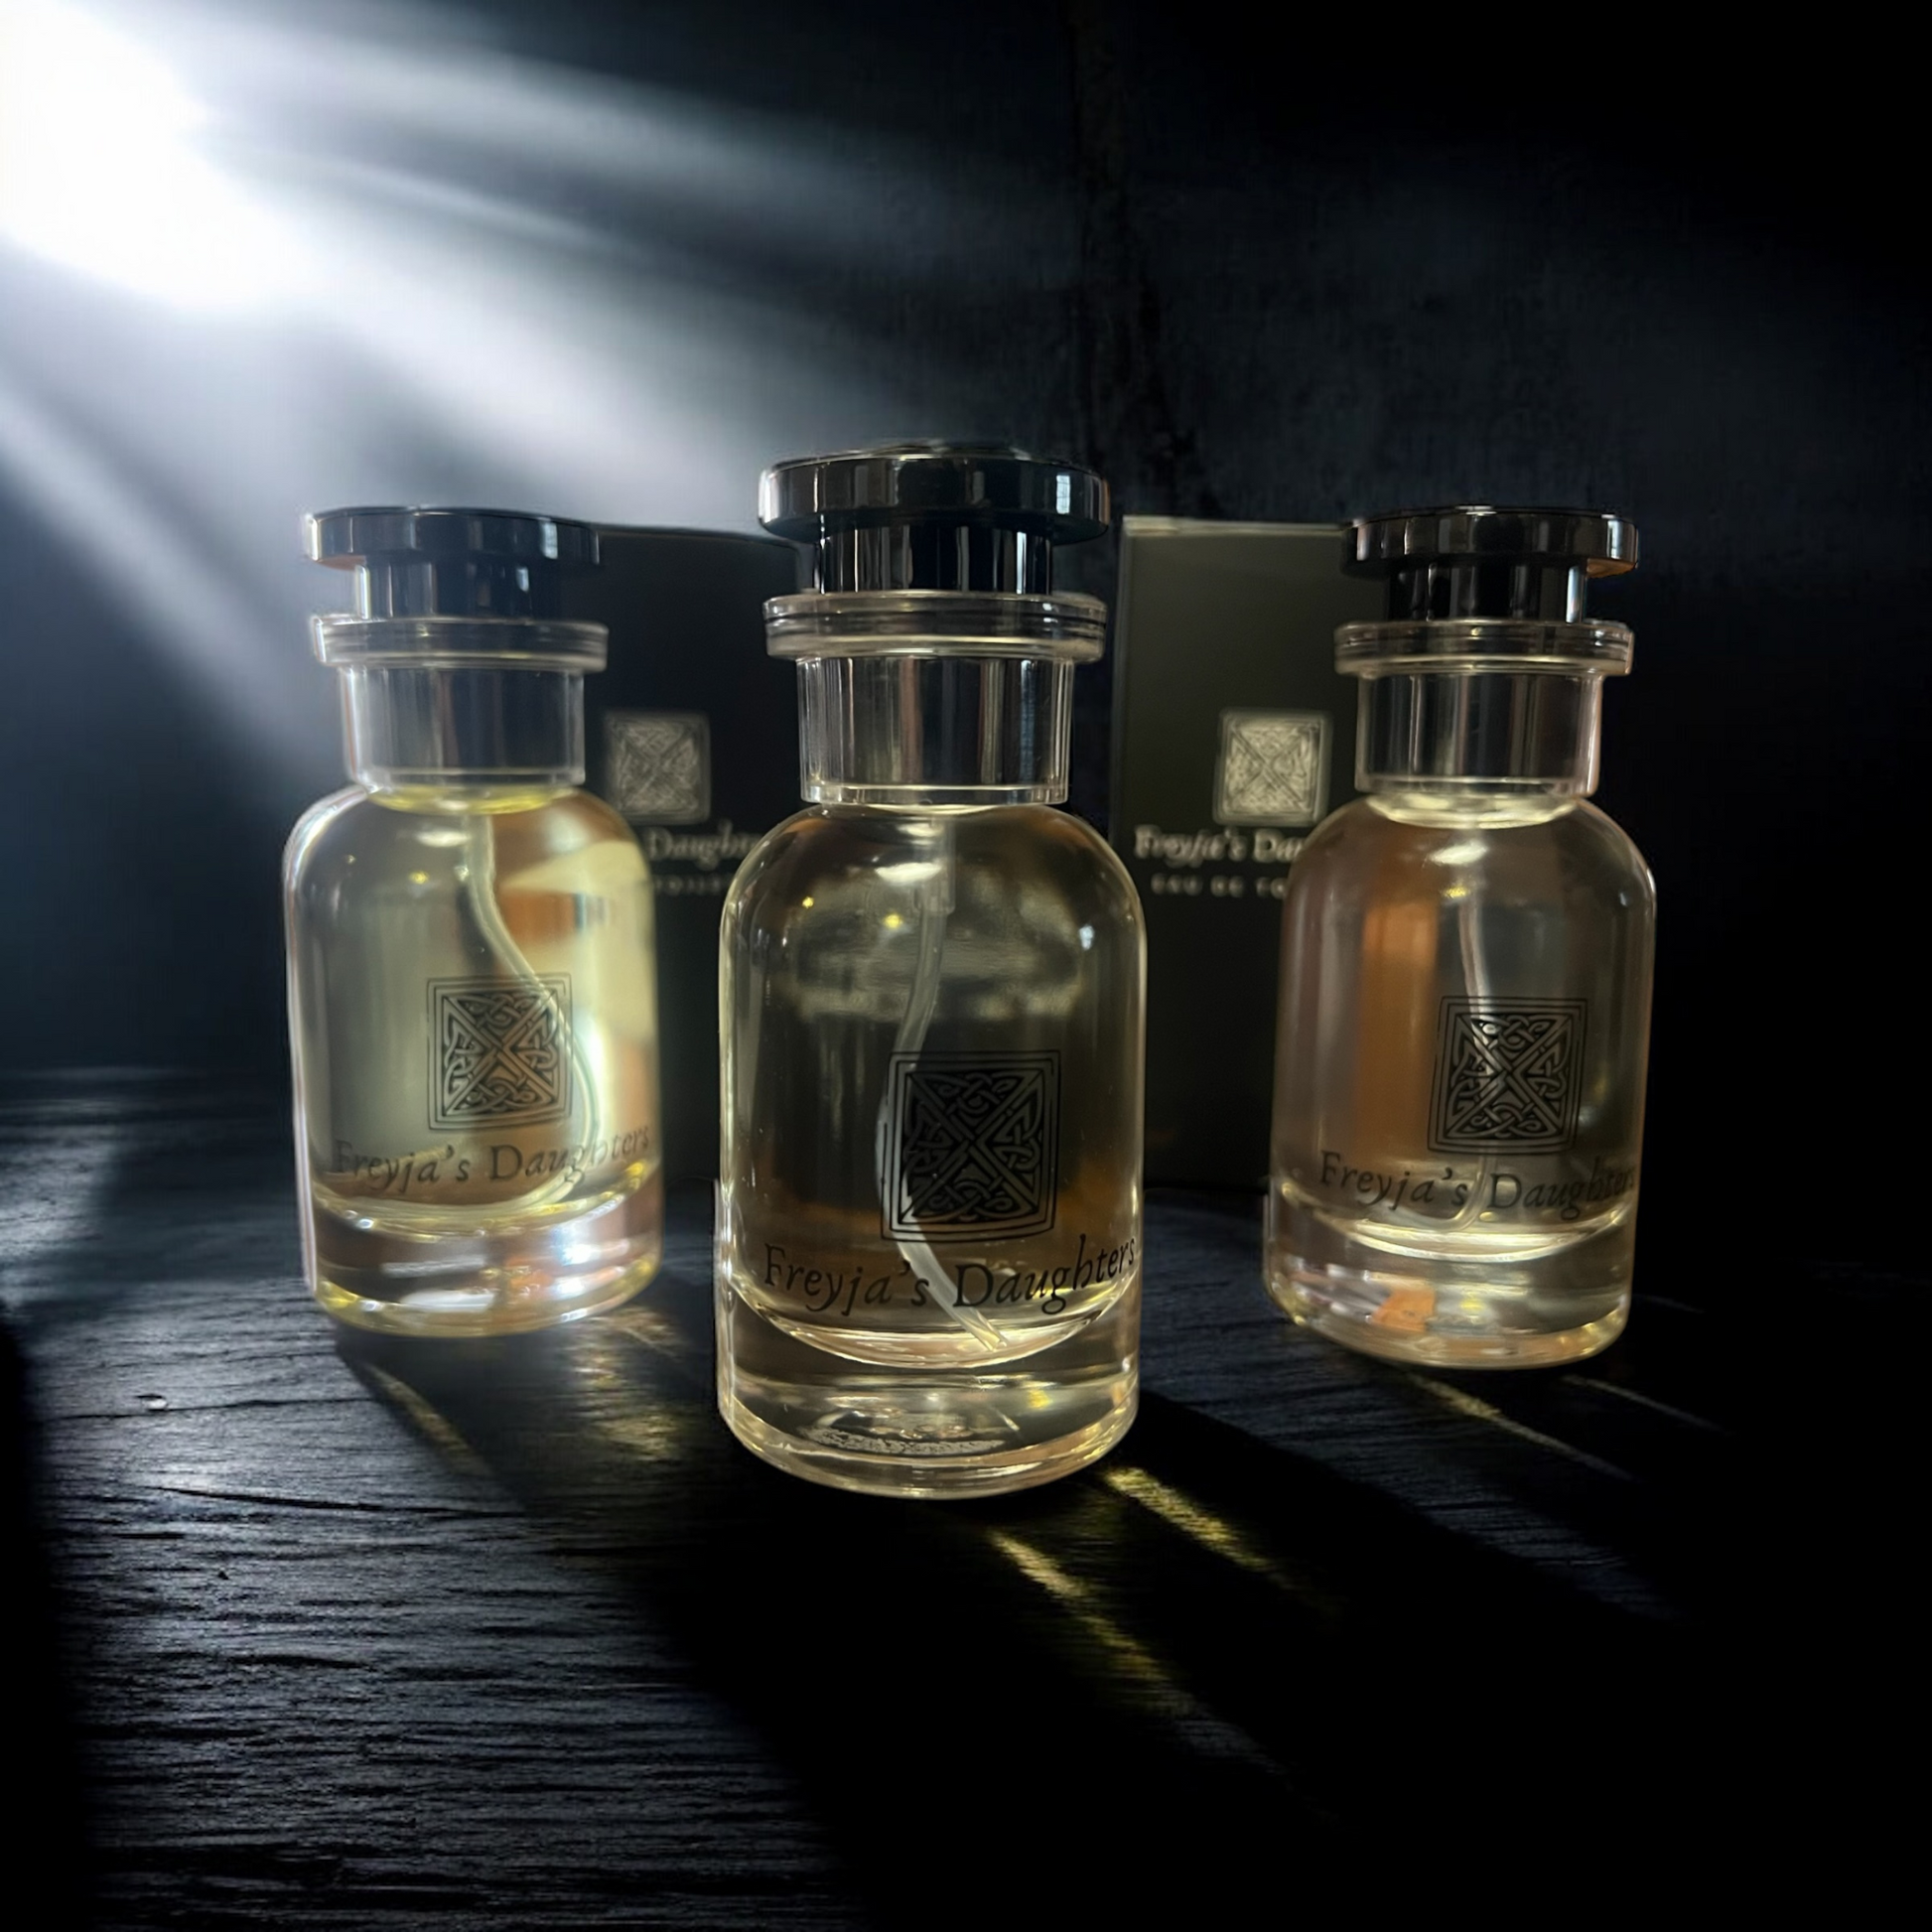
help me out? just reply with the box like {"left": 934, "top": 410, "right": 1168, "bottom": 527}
{"left": 1353, "top": 504, "right": 1637, "bottom": 623}
{"left": 304, "top": 506, "right": 600, "bottom": 620}
{"left": 759, "top": 443, "right": 1109, "bottom": 593}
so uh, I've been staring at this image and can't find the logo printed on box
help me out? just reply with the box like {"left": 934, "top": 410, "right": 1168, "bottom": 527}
{"left": 607, "top": 711, "right": 712, "bottom": 824}
{"left": 1213, "top": 709, "right": 1331, "bottom": 827}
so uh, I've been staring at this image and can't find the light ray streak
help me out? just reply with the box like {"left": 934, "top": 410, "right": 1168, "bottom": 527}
{"left": 1564, "top": 1374, "right": 1726, "bottom": 1435}
{"left": 0, "top": 0, "right": 300, "bottom": 311}
{"left": 1403, "top": 1372, "right": 1636, "bottom": 1481}
{"left": 0, "top": 0, "right": 1031, "bottom": 757}
{"left": 1100, "top": 1464, "right": 1337, "bottom": 1610}
{"left": 987, "top": 1528, "right": 1281, "bottom": 1770}
{"left": 0, "top": 376, "right": 325, "bottom": 772}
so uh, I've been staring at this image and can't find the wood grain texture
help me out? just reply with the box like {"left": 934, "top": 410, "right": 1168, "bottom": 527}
{"left": 0, "top": 1075, "right": 1901, "bottom": 1927}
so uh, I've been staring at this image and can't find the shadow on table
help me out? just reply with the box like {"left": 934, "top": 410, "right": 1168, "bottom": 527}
{"left": 338, "top": 1227, "right": 1736, "bottom": 1921}
{"left": 0, "top": 1315, "right": 97, "bottom": 1925}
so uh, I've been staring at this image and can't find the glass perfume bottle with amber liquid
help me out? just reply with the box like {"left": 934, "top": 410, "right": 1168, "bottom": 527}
{"left": 1267, "top": 507, "right": 1654, "bottom": 1366}
{"left": 285, "top": 508, "right": 662, "bottom": 1335}
{"left": 718, "top": 446, "right": 1146, "bottom": 1495}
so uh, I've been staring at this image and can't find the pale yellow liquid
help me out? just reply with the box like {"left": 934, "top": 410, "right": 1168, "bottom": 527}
{"left": 285, "top": 785, "right": 663, "bottom": 1335}
{"left": 1268, "top": 792, "right": 1654, "bottom": 1367}
{"left": 719, "top": 804, "right": 1144, "bottom": 1495}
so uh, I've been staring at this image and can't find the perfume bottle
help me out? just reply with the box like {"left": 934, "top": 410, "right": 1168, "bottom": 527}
{"left": 1266, "top": 507, "right": 1654, "bottom": 1367}
{"left": 717, "top": 445, "right": 1146, "bottom": 1496}
{"left": 286, "top": 508, "right": 663, "bottom": 1335}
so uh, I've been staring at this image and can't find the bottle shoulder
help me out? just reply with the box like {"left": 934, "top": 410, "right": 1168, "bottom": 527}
{"left": 1291, "top": 796, "right": 1653, "bottom": 905}
{"left": 1567, "top": 800, "right": 1654, "bottom": 897}
{"left": 1308, "top": 794, "right": 1647, "bottom": 858}
{"left": 562, "top": 788, "right": 651, "bottom": 851}
{"left": 735, "top": 804, "right": 1133, "bottom": 881}
{"left": 286, "top": 787, "right": 649, "bottom": 893}
{"left": 284, "top": 786, "right": 369, "bottom": 883}
{"left": 726, "top": 805, "right": 1142, "bottom": 933}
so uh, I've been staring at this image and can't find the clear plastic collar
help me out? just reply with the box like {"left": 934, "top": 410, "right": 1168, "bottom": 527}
{"left": 1336, "top": 618, "right": 1632, "bottom": 672}
{"left": 312, "top": 615, "right": 607, "bottom": 670}
{"left": 764, "top": 591, "right": 1104, "bottom": 661}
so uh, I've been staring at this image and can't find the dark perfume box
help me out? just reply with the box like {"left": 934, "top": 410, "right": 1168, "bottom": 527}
{"left": 564, "top": 528, "right": 801, "bottom": 1182}
{"left": 1109, "top": 517, "right": 1384, "bottom": 1188}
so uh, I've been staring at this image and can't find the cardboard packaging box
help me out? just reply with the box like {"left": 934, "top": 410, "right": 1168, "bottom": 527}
{"left": 564, "top": 529, "right": 801, "bottom": 1181}
{"left": 1109, "top": 517, "right": 1384, "bottom": 1188}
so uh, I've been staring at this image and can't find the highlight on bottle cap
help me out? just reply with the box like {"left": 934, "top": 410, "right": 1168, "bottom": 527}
{"left": 304, "top": 506, "right": 601, "bottom": 621}
{"left": 759, "top": 444, "right": 1109, "bottom": 595}
{"left": 759, "top": 443, "right": 1108, "bottom": 539}
{"left": 1351, "top": 504, "right": 1637, "bottom": 625}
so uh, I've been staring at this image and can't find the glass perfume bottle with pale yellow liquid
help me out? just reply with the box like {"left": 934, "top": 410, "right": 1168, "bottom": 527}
{"left": 718, "top": 446, "right": 1146, "bottom": 1494}
{"left": 285, "top": 508, "right": 662, "bottom": 1336}
{"left": 1268, "top": 506, "right": 1654, "bottom": 1367}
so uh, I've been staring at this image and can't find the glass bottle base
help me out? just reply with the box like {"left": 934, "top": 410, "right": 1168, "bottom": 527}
{"left": 1266, "top": 1199, "right": 1631, "bottom": 1369}
{"left": 717, "top": 1282, "right": 1140, "bottom": 1498}
{"left": 310, "top": 1175, "right": 664, "bottom": 1338}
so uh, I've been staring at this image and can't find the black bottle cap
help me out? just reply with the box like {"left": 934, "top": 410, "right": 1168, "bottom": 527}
{"left": 1351, "top": 505, "right": 1637, "bottom": 623}
{"left": 305, "top": 507, "right": 601, "bottom": 620}
{"left": 759, "top": 443, "right": 1109, "bottom": 593}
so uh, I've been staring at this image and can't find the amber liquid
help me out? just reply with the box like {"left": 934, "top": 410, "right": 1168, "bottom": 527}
{"left": 1268, "top": 792, "right": 1654, "bottom": 1367}
{"left": 285, "top": 785, "right": 662, "bottom": 1335}
{"left": 719, "top": 805, "right": 1145, "bottom": 1495}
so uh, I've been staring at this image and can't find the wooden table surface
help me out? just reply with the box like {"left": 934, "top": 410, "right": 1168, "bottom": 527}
{"left": 0, "top": 1074, "right": 1907, "bottom": 1927}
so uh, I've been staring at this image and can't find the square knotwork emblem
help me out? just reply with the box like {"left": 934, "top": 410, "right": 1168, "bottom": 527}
{"left": 605, "top": 711, "right": 711, "bottom": 824}
{"left": 1214, "top": 709, "right": 1331, "bottom": 827}
{"left": 429, "top": 977, "right": 573, "bottom": 1131}
{"left": 1429, "top": 1000, "right": 1587, "bottom": 1153}
{"left": 883, "top": 1052, "right": 1061, "bottom": 1242}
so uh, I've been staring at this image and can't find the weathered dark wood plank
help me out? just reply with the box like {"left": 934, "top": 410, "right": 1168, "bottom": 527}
{"left": 0, "top": 1074, "right": 1898, "bottom": 1926}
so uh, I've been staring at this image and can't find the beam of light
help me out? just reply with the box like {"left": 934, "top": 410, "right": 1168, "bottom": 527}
{"left": 0, "top": 0, "right": 1051, "bottom": 793}
{"left": 1403, "top": 1371, "right": 1636, "bottom": 1481}
{"left": 0, "top": 0, "right": 301, "bottom": 312}
{"left": 0, "top": 375, "right": 324, "bottom": 770}
{"left": 1563, "top": 1372, "right": 1726, "bottom": 1435}
{"left": 986, "top": 1527, "right": 1280, "bottom": 1770}
{"left": 1100, "top": 1464, "right": 1338, "bottom": 1611}
{"left": 353, "top": 1361, "right": 492, "bottom": 1477}
{"left": 0, "top": 1086, "right": 129, "bottom": 1305}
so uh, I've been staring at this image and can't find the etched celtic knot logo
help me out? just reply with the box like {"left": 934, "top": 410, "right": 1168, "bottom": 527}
{"left": 883, "top": 1052, "right": 1061, "bottom": 1241}
{"left": 606, "top": 711, "right": 711, "bottom": 824}
{"left": 1214, "top": 709, "right": 1331, "bottom": 827}
{"left": 1430, "top": 1000, "right": 1587, "bottom": 1153}
{"left": 428, "top": 977, "right": 573, "bottom": 1130}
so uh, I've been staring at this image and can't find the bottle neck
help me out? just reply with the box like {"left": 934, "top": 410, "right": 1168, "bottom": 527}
{"left": 1355, "top": 666, "right": 1603, "bottom": 798}
{"left": 341, "top": 665, "right": 585, "bottom": 796}
{"left": 795, "top": 654, "right": 1072, "bottom": 806}
{"left": 1338, "top": 618, "right": 1630, "bottom": 800}
{"left": 766, "top": 591, "right": 1102, "bottom": 809}
{"left": 314, "top": 615, "right": 602, "bottom": 799}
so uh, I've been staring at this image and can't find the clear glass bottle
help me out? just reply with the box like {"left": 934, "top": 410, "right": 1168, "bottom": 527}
{"left": 1266, "top": 507, "right": 1654, "bottom": 1367}
{"left": 286, "top": 507, "right": 663, "bottom": 1336}
{"left": 718, "top": 445, "right": 1145, "bottom": 1496}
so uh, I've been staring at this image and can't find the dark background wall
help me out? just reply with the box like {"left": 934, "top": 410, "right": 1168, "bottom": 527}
{"left": 2, "top": 1, "right": 1923, "bottom": 1272}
